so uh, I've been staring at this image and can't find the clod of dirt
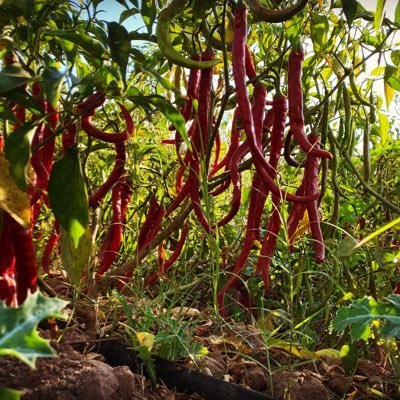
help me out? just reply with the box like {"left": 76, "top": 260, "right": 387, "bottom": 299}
{"left": 242, "top": 365, "right": 269, "bottom": 392}
{"left": 269, "top": 370, "right": 330, "bottom": 400}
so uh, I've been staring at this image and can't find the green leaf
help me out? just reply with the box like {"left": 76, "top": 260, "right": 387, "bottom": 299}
{"left": 140, "top": 66, "right": 182, "bottom": 96}
{"left": 0, "top": 104, "right": 16, "bottom": 121}
{"left": 341, "top": 0, "right": 358, "bottom": 26}
{"left": 285, "top": 13, "right": 304, "bottom": 48}
{"left": 48, "top": 146, "right": 89, "bottom": 248}
{"left": 384, "top": 65, "right": 400, "bottom": 91}
{"left": 375, "top": 0, "right": 386, "bottom": 33}
{"left": 60, "top": 226, "right": 92, "bottom": 286}
{"left": 141, "top": 0, "right": 157, "bottom": 34}
{"left": 0, "top": 63, "right": 32, "bottom": 93}
{"left": 0, "top": 387, "right": 22, "bottom": 400}
{"left": 42, "top": 64, "right": 65, "bottom": 109}
{"left": 45, "top": 30, "right": 105, "bottom": 61}
{"left": 310, "top": 14, "right": 329, "bottom": 55}
{"left": 378, "top": 111, "right": 389, "bottom": 144}
{"left": 390, "top": 50, "right": 400, "bottom": 66}
{"left": 0, "top": 88, "right": 42, "bottom": 115}
{"left": 119, "top": 8, "right": 139, "bottom": 24}
{"left": 0, "top": 292, "right": 68, "bottom": 368}
{"left": 192, "top": 0, "right": 214, "bottom": 20}
{"left": 340, "top": 343, "right": 359, "bottom": 375}
{"left": 107, "top": 22, "right": 131, "bottom": 82}
{"left": 4, "top": 124, "right": 35, "bottom": 191}
{"left": 145, "top": 95, "right": 190, "bottom": 151}
{"left": 332, "top": 295, "right": 400, "bottom": 341}
{"left": 396, "top": 0, "right": 400, "bottom": 24}
{"left": 336, "top": 237, "right": 358, "bottom": 258}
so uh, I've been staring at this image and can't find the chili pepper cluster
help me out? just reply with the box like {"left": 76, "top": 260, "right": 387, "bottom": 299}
{"left": 158, "top": 1, "right": 332, "bottom": 317}
{"left": 1, "top": 0, "right": 334, "bottom": 318}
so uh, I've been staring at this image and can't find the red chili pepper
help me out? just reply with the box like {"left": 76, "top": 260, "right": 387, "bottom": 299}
{"left": 181, "top": 55, "right": 201, "bottom": 122}
{"left": 209, "top": 108, "right": 242, "bottom": 178}
{"left": 81, "top": 100, "right": 133, "bottom": 143}
{"left": 138, "top": 198, "right": 165, "bottom": 252}
{"left": 306, "top": 135, "right": 324, "bottom": 263}
{"left": 41, "top": 221, "right": 60, "bottom": 274}
{"left": 0, "top": 212, "right": 17, "bottom": 306}
{"left": 216, "top": 141, "right": 250, "bottom": 226}
{"left": 232, "top": 5, "right": 317, "bottom": 204}
{"left": 77, "top": 92, "right": 106, "bottom": 116}
{"left": 144, "top": 222, "right": 189, "bottom": 287}
{"left": 7, "top": 214, "right": 37, "bottom": 304}
{"left": 96, "top": 177, "right": 132, "bottom": 276}
{"left": 191, "top": 50, "right": 214, "bottom": 160}
{"left": 395, "top": 282, "right": 400, "bottom": 294}
{"left": 41, "top": 103, "right": 58, "bottom": 176}
{"left": 81, "top": 115, "right": 131, "bottom": 143}
{"left": 287, "top": 135, "right": 325, "bottom": 263}
{"left": 13, "top": 104, "right": 26, "bottom": 130}
{"left": 89, "top": 141, "right": 126, "bottom": 208}
{"left": 287, "top": 182, "right": 307, "bottom": 249}
{"left": 288, "top": 48, "right": 332, "bottom": 160}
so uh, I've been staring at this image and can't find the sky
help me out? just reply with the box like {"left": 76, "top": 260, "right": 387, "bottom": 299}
{"left": 95, "top": 1, "right": 399, "bottom": 28}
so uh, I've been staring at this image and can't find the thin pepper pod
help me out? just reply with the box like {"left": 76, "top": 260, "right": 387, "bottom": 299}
{"left": 96, "top": 177, "right": 132, "bottom": 277}
{"left": 288, "top": 47, "right": 332, "bottom": 160}
{"left": 305, "top": 135, "right": 325, "bottom": 263}
{"left": 41, "top": 221, "right": 60, "bottom": 274}
{"left": 156, "top": 0, "right": 221, "bottom": 69}
{"left": 209, "top": 107, "right": 242, "bottom": 178}
{"left": 89, "top": 141, "right": 126, "bottom": 208}
{"left": 255, "top": 96, "right": 288, "bottom": 286}
{"left": 7, "top": 214, "right": 37, "bottom": 304}
{"left": 245, "top": 0, "right": 309, "bottom": 23}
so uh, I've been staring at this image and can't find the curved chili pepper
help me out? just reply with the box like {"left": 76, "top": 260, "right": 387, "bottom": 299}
{"left": 288, "top": 47, "right": 332, "bottom": 160}
{"left": 156, "top": 0, "right": 221, "bottom": 69}
{"left": 89, "top": 141, "right": 126, "bottom": 208}
{"left": 283, "top": 130, "right": 305, "bottom": 168}
{"left": 209, "top": 107, "right": 242, "bottom": 178}
{"left": 245, "top": 0, "right": 309, "bottom": 23}
{"left": 77, "top": 92, "right": 106, "bottom": 116}
{"left": 216, "top": 141, "right": 250, "bottom": 226}
{"left": 81, "top": 115, "right": 131, "bottom": 143}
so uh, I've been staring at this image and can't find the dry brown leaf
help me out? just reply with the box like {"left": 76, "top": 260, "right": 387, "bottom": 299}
{"left": 0, "top": 152, "right": 30, "bottom": 227}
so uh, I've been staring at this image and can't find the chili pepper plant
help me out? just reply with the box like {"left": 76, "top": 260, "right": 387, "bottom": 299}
{"left": 1, "top": 0, "right": 400, "bottom": 382}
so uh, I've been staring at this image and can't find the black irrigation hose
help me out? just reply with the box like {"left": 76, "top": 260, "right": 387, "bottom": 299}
{"left": 97, "top": 339, "right": 274, "bottom": 400}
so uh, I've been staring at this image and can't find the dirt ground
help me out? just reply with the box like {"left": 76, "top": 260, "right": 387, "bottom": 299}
{"left": 0, "top": 323, "right": 399, "bottom": 400}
